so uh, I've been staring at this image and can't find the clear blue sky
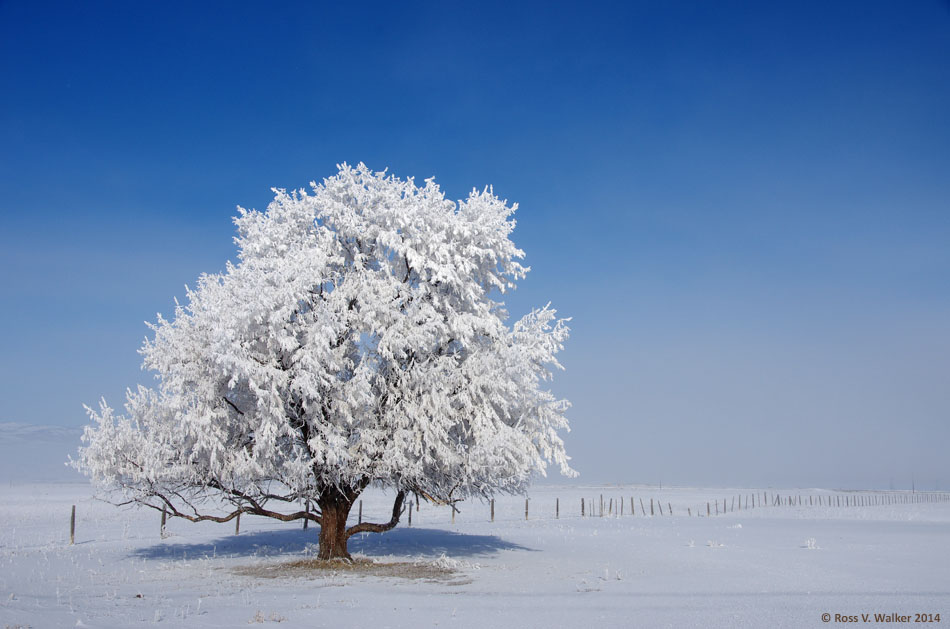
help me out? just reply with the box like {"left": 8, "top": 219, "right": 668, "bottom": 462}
{"left": 2, "top": 1, "right": 948, "bottom": 489}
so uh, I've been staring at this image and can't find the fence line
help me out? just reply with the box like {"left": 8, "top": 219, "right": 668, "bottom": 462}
{"left": 64, "top": 490, "right": 950, "bottom": 543}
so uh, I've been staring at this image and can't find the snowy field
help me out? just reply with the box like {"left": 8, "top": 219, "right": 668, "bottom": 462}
{"left": 1, "top": 480, "right": 948, "bottom": 628}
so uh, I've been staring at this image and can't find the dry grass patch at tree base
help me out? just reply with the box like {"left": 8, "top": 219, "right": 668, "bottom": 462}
{"left": 232, "top": 557, "right": 470, "bottom": 584}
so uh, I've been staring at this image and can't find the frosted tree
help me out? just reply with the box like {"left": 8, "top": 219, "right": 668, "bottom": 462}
{"left": 74, "top": 163, "right": 573, "bottom": 559}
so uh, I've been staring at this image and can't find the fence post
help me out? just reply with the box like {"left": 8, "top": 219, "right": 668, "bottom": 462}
{"left": 556, "top": 497, "right": 559, "bottom": 519}
{"left": 707, "top": 502, "right": 710, "bottom": 516}
{"left": 70, "top": 505, "right": 75, "bottom": 545}
{"left": 359, "top": 500, "right": 363, "bottom": 524}
{"left": 650, "top": 498, "right": 654, "bottom": 516}
{"left": 581, "top": 497, "right": 585, "bottom": 517}
{"left": 491, "top": 499, "right": 495, "bottom": 522}
{"left": 640, "top": 498, "right": 646, "bottom": 516}
{"left": 303, "top": 500, "right": 309, "bottom": 530}
{"left": 408, "top": 502, "right": 412, "bottom": 527}
{"left": 525, "top": 498, "right": 529, "bottom": 521}
{"left": 668, "top": 502, "right": 672, "bottom": 516}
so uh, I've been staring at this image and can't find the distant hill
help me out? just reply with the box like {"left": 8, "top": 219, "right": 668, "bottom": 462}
{"left": 0, "top": 422, "right": 86, "bottom": 483}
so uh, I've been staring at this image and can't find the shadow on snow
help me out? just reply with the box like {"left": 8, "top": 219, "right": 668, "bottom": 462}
{"left": 131, "top": 526, "right": 531, "bottom": 561}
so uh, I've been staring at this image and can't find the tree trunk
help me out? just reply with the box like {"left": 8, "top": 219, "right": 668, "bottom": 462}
{"left": 317, "top": 487, "right": 357, "bottom": 560}
{"left": 316, "top": 485, "right": 406, "bottom": 560}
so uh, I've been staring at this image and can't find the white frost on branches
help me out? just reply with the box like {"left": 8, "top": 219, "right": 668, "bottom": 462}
{"left": 75, "top": 163, "right": 574, "bottom": 515}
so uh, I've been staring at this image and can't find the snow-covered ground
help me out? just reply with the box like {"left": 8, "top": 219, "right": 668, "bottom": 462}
{"left": 1, "top": 481, "right": 948, "bottom": 628}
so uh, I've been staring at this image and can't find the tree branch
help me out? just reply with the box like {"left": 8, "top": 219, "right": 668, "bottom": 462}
{"left": 139, "top": 490, "right": 323, "bottom": 525}
{"left": 223, "top": 397, "right": 245, "bottom": 416}
{"left": 345, "top": 490, "right": 406, "bottom": 538}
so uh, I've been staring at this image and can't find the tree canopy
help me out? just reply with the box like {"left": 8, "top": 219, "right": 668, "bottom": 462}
{"left": 75, "top": 163, "right": 573, "bottom": 558}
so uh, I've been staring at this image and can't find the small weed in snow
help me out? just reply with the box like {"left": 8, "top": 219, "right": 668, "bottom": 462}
{"left": 575, "top": 579, "right": 600, "bottom": 593}
{"left": 804, "top": 538, "right": 819, "bottom": 550}
{"left": 706, "top": 540, "right": 724, "bottom": 548}
{"left": 424, "top": 553, "right": 480, "bottom": 571}
{"left": 728, "top": 524, "right": 742, "bottom": 529}
{"left": 249, "top": 610, "right": 287, "bottom": 623}
{"left": 687, "top": 540, "right": 695, "bottom": 548}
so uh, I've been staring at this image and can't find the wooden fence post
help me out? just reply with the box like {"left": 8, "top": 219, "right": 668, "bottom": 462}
{"left": 556, "top": 498, "right": 559, "bottom": 519}
{"left": 491, "top": 499, "right": 495, "bottom": 522}
{"left": 358, "top": 500, "right": 363, "bottom": 525}
{"left": 303, "top": 500, "right": 309, "bottom": 530}
{"left": 408, "top": 502, "right": 412, "bottom": 527}
{"left": 668, "top": 502, "right": 672, "bottom": 516}
{"left": 581, "top": 497, "right": 585, "bottom": 517}
{"left": 525, "top": 498, "right": 529, "bottom": 521}
{"left": 650, "top": 498, "right": 654, "bottom": 516}
{"left": 640, "top": 498, "right": 646, "bottom": 516}
{"left": 70, "top": 505, "right": 75, "bottom": 545}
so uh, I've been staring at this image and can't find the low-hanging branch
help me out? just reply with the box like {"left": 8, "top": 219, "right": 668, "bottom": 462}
{"left": 206, "top": 479, "right": 304, "bottom": 510}
{"left": 345, "top": 490, "right": 406, "bottom": 538}
{"left": 138, "top": 490, "right": 324, "bottom": 525}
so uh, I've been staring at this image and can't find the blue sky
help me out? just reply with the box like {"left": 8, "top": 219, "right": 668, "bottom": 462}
{"left": 2, "top": 1, "right": 948, "bottom": 488}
